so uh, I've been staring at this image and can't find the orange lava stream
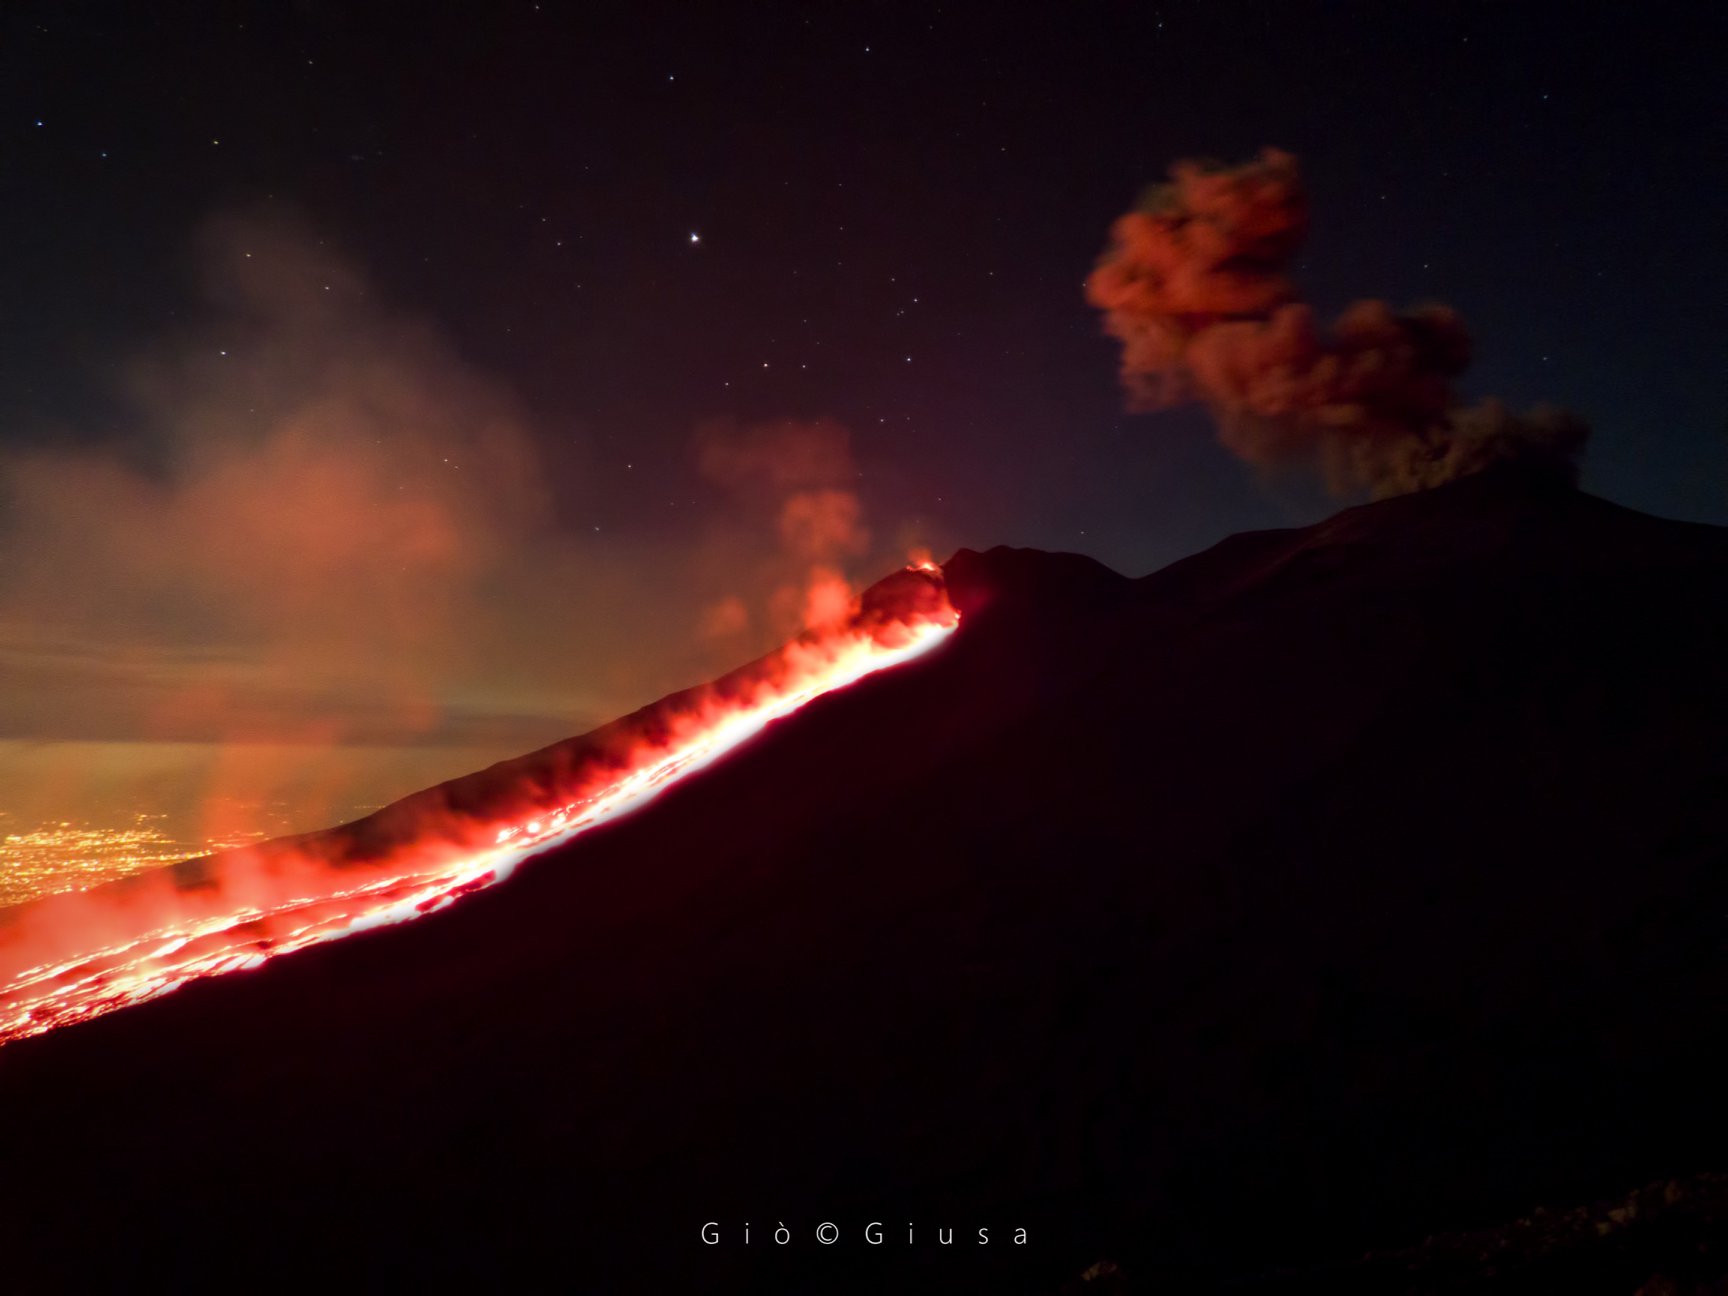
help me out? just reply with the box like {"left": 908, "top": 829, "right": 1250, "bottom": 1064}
{"left": 0, "top": 606, "right": 956, "bottom": 1047}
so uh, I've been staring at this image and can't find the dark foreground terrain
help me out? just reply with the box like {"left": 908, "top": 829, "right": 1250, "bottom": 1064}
{"left": 2, "top": 466, "right": 1725, "bottom": 1293}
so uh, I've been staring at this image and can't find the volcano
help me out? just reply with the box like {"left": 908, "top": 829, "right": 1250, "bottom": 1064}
{"left": 1, "top": 465, "right": 1725, "bottom": 1293}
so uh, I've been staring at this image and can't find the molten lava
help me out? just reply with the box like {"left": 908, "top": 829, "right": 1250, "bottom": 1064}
{"left": 0, "top": 571, "right": 958, "bottom": 1047}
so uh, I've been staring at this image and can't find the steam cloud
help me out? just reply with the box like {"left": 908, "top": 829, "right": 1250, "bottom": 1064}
{"left": 0, "top": 214, "right": 546, "bottom": 752}
{"left": 0, "top": 213, "right": 712, "bottom": 842}
{"left": 695, "top": 417, "right": 873, "bottom": 638}
{"left": 1086, "top": 148, "right": 1588, "bottom": 496}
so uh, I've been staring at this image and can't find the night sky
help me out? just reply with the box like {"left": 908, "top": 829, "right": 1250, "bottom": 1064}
{"left": 1, "top": 3, "right": 1724, "bottom": 841}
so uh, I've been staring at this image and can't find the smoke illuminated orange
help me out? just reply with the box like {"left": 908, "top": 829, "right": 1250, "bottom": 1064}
{"left": 0, "top": 578, "right": 958, "bottom": 1046}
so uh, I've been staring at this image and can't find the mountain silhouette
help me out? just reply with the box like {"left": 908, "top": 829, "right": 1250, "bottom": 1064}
{"left": 2, "top": 465, "right": 1724, "bottom": 1293}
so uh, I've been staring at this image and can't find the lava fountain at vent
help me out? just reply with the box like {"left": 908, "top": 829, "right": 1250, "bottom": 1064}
{"left": 0, "top": 567, "right": 958, "bottom": 1046}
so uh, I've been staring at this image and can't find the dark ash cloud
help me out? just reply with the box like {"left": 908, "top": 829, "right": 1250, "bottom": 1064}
{"left": 1086, "top": 148, "right": 1588, "bottom": 497}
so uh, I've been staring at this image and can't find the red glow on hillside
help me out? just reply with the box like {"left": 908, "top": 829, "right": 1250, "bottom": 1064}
{"left": 0, "top": 571, "right": 958, "bottom": 1046}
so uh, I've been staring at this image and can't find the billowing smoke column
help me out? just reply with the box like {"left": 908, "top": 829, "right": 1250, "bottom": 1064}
{"left": 1085, "top": 148, "right": 1588, "bottom": 496}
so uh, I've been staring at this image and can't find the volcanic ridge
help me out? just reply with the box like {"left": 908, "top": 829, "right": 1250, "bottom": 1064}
{"left": 1, "top": 464, "right": 1725, "bottom": 1293}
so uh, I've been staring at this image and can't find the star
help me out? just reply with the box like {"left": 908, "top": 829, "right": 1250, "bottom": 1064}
{"left": 689, "top": 232, "right": 700, "bottom": 244}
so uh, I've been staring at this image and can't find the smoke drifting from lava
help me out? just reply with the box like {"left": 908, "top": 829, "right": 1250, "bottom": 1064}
{"left": 0, "top": 213, "right": 700, "bottom": 843}
{"left": 1086, "top": 148, "right": 1588, "bottom": 496}
{"left": 695, "top": 417, "right": 874, "bottom": 638}
{"left": 1, "top": 213, "right": 542, "bottom": 745}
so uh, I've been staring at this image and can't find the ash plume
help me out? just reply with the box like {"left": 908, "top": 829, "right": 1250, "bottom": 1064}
{"left": 1085, "top": 148, "right": 1588, "bottom": 496}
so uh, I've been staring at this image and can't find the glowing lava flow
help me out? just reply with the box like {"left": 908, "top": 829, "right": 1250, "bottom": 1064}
{"left": 0, "top": 590, "right": 956, "bottom": 1047}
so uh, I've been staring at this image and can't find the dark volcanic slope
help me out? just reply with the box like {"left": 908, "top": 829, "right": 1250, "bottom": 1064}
{"left": 2, "top": 467, "right": 1725, "bottom": 1293}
